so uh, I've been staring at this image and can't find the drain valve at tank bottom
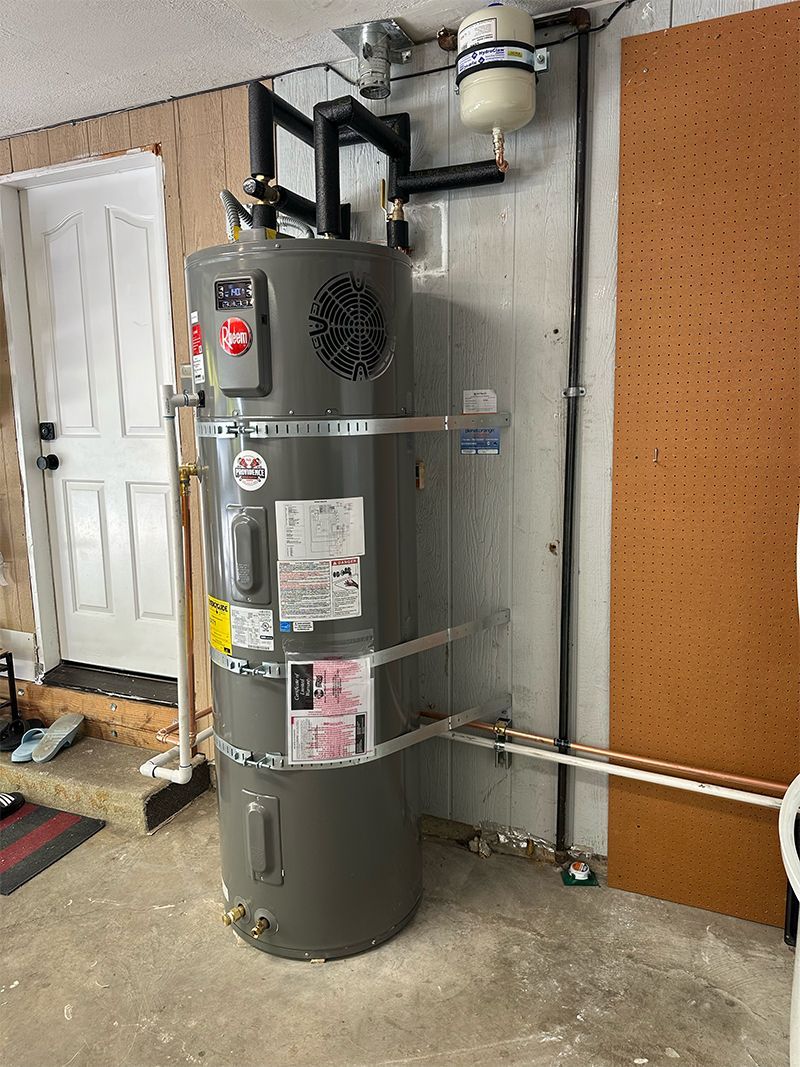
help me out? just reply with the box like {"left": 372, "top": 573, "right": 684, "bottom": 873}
{"left": 250, "top": 917, "right": 270, "bottom": 939}
{"left": 221, "top": 903, "right": 246, "bottom": 926}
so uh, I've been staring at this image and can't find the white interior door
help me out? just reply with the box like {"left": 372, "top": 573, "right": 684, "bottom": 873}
{"left": 21, "top": 163, "right": 177, "bottom": 676}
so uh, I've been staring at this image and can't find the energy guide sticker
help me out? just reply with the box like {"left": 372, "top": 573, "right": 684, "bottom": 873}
{"left": 287, "top": 656, "right": 373, "bottom": 764}
{"left": 208, "top": 595, "right": 232, "bottom": 655}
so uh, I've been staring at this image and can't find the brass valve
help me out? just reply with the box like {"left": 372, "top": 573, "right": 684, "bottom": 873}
{"left": 250, "top": 917, "right": 270, "bottom": 939}
{"left": 222, "top": 903, "right": 246, "bottom": 926}
{"left": 178, "top": 463, "right": 200, "bottom": 494}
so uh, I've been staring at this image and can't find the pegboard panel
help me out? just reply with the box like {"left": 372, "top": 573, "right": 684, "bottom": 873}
{"left": 608, "top": 3, "right": 800, "bottom": 925}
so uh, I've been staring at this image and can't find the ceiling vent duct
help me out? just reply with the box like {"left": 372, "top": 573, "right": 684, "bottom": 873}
{"left": 333, "top": 19, "right": 414, "bottom": 100}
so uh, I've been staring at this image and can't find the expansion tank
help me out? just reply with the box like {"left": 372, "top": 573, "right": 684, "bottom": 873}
{"left": 186, "top": 236, "right": 421, "bottom": 958}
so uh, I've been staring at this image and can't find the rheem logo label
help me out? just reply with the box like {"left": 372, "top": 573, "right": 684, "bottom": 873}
{"left": 219, "top": 317, "right": 252, "bottom": 356}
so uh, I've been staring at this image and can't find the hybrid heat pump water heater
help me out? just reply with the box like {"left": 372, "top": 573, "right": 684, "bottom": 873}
{"left": 178, "top": 81, "right": 513, "bottom": 959}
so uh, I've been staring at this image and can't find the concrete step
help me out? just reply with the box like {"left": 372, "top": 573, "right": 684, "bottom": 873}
{"left": 0, "top": 734, "right": 210, "bottom": 833}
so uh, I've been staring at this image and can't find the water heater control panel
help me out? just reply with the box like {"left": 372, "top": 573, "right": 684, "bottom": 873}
{"left": 213, "top": 269, "right": 271, "bottom": 398}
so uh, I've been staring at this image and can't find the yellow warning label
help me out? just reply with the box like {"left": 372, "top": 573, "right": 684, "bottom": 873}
{"left": 208, "top": 595, "right": 232, "bottom": 655}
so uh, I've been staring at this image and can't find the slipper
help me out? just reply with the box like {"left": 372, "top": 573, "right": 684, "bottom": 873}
{"left": 0, "top": 791, "right": 25, "bottom": 820}
{"left": 11, "top": 727, "right": 47, "bottom": 763}
{"left": 0, "top": 716, "right": 45, "bottom": 753}
{"left": 31, "top": 714, "right": 85, "bottom": 763}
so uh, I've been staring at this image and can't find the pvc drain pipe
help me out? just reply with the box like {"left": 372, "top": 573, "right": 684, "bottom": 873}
{"left": 139, "top": 388, "right": 204, "bottom": 785}
{"left": 447, "top": 731, "right": 782, "bottom": 810}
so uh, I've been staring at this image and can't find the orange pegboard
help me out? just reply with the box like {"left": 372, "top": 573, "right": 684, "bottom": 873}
{"left": 608, "top": 3, "right": 800, "bottom": 925}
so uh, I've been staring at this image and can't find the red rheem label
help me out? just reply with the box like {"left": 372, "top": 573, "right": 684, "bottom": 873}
{"left": 219, "top": 317, "right": 252, "bottom": 356}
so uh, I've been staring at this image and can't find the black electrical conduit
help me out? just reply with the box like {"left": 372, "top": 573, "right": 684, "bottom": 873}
{"left": 555, "top": 9, "right": 592, "bottom": 856}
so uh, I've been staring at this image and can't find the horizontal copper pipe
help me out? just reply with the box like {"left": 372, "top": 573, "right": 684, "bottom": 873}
{"left": 156, "top": 706, "right": 213, "bottom": 744}
{"left": 421, "top": 710, "right": 788, "bottom": 798}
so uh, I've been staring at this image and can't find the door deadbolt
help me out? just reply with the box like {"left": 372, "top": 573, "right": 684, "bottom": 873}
{"left": 36, "top": 454, "right": 59, "bottom": 471}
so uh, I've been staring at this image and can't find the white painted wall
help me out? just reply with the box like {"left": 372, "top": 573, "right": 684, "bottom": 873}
{"left": 275, "top": 0, "right": 790, "bottom": 854}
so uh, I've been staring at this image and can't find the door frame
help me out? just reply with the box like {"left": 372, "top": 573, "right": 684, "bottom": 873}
{"left": 0, "top": 150, "right": 175, "bottom": 679}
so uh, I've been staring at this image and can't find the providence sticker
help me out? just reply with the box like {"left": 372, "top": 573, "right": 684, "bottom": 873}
{"left": 233, "top": 450, "right": 267, "bottom": 492}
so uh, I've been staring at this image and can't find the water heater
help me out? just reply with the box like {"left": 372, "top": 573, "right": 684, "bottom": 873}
{"left": 187, "top": 235, "right": 421, "bottom": 958}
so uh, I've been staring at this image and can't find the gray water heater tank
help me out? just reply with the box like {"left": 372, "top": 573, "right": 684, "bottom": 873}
{"left": 185, "top": 236, "right": 421, "bottom": 959}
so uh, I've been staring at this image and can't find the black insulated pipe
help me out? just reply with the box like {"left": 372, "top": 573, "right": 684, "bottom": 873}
{"left": 248, "top": 82, "right": 277, "bottom": 230}
{"left": 313, "top": 95, "right": 410, "bottom": 236}
{"left": 386, "top": 114, "right": 411, "bottom": 204}
{"left": 266, "top": 185, "right": 317, "bottom": 229}
{"left": 395, "top": 160, "right": 505, "bottom": 198}
{"left": 555, "top": 18, "right": 591, "bottom": 856}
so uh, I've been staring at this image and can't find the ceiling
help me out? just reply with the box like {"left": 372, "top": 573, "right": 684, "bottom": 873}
{"left": 0, "top": 0, "right": 560, "bottom": 138}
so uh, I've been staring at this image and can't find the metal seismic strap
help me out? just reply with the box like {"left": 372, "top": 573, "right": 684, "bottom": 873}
{"left": 371, "top": 609, "right": 510, "bottom": 668}
{"left": 213, "top": 693, "right": 512, "bottom": 771}
{"left": 209, "top": 609, "right": 511, "bottom": 679}
{"left": 196, "top": 413, "right": 511, "bottom": 440}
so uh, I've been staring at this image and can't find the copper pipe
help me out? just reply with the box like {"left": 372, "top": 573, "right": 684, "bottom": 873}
{"left": 156, "top": 706, "right": 212, "bottom": 745}
{"left": 421, "top": 711, "right": 787, "bottom": 798}
{"left": 179, "top": 466, "right": 197, "bottom": 757}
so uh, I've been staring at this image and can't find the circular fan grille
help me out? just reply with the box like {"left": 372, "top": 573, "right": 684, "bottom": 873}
{"left": 308, "top": 271, "right": 393, "bottom": 381}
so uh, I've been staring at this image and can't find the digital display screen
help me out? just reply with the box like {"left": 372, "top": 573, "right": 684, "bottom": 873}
{"left": 215, "top": 277, "right": 253, "bottom": 310}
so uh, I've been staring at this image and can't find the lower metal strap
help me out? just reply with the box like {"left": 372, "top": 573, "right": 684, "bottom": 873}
{"left": 213, "top": 693, "right": 512, "bottom": 771}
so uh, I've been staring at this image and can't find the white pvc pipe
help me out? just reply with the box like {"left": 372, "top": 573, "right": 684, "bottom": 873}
{"left": 139, "top": 387, "right": 205, "bottom": 785}
{"left": 781, "top": 513, "right": 800, "bottom": 1067}
{"left": 780, "top": 773, "right": 800, "bottom": 1067}
{"left": 447, "top": 731, "right": 782, "bottom": 810}
{"left": 139, "top": 727, "right": 214, "bottom": 783}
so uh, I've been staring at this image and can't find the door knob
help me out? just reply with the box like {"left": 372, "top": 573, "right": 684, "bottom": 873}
{"left": 36, "top": 454, "right": 59, "bottom": 471}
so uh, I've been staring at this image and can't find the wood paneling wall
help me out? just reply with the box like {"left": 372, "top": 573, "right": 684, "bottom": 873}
{"left": 0, "top": 85, "right": 263, "bottom": 722}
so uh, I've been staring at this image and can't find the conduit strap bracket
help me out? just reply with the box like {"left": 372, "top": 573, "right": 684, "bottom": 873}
{"left": 208, "top": 610, "right": 510, "bottom": 681}
{"left": 212, "top": 694, "right": 512, "bottom": 772}
{"left": 561, "top": 386, "right": 586, "bottom": 398}
{"left": 494, "top": 714, "right": 512, "bottom": 769}
{"left": 196, "top": 413, "right": 511, "bottom": 440}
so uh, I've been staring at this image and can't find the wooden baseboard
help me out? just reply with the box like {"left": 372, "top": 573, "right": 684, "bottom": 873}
{"left": 15, "top": 681, "right": 176, "bottom": 750}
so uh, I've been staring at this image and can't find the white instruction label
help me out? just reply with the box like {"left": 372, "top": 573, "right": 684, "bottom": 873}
{"left": 463, "top": 388, "right": 498, "bottom": 414}
{"left": 231, "top": 605, "right": 273, "bottom": 651}
{"left": 275, "top": 497, "right": 365, "bottom": 560}
{"left": 287, "top": 656, "right": 373, "bottom": 764}
{"left": 190, "top": 311, "right": 205, "bottom": 385}
{"left": 458, "top": 16, "right": 497, "bottom": 51}
{"left": 293, "top": 620, "right": 314, "bottom": 632}
{"left": 233, "top": 450, "right": 268, "bottom": 492}
{"left": 277, "top": 557, "right": 361, "bottom": 621}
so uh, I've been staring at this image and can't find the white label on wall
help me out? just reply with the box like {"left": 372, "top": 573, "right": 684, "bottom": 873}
{"left": 233, "top": 450, "right": 268, "bottom": 492}
{"left": 458, "top": 17, "right": 497, "bottom": 51}
{"left": 277, "top": 558, "right": 361, "bottom": 621}
{"left": 287, "top": 656, "right": 373, "bottom": 764}
{"left": 463, "top": 388, "right": 498, "bottom": 414}
{"left": 231, "top": 605, "right": 273, "bottom": 651}
{"left": 274, "top": 497, "right": 365, "bottom": 560}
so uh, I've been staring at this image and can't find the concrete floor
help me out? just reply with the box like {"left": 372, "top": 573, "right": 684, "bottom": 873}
{"left": 1, "top": 793, "right": 792, "bottom": 1067}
